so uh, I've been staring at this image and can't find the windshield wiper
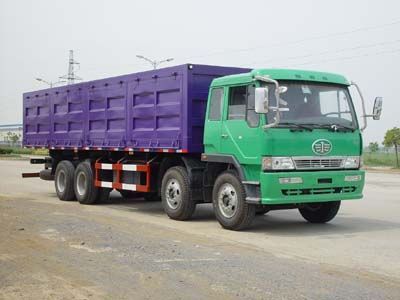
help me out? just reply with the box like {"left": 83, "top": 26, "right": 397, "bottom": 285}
{"left": 278, "top": 122, "right": 313, "bottom": 131}
{"left": 303, "top": 123, "right": 355, "bottom": 132}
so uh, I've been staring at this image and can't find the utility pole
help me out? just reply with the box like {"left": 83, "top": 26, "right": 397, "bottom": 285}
{"left": 59, "top": 50, "right": 82, "bottom": 84}
{"left": 136, "top": 55, "right": 174, "bottom": 69}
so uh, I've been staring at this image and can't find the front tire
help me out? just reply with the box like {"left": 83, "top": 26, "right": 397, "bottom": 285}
{"left": 212, "top": 171, "right": 255, "bottom": 230}
{"left": 54, "top": 160, "right": 75, "bottom": 201}
{"left": 161, "top": 166, "right": 196, "bottom": 220}
{"left": 74, "top": 161, "right": 99, "bottom": 205}
{"left": 299, "top": 201, "right": 341, "bottom": 223}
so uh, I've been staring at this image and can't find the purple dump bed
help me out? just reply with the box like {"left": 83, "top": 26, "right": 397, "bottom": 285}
{"left": 23, "top": 64, "right": 250, "bottom": 153}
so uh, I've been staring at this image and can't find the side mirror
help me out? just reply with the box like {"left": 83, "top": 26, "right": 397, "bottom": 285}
{"left": 372, "top": 97, "right": 383, "bottom": 120}
{"left": 255, "top": 87, "right": 269, "bottom": 113}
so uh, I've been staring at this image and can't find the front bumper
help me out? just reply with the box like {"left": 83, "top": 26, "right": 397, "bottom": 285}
{"left": 255, "top": 169, "right": 365, "bottom": 205}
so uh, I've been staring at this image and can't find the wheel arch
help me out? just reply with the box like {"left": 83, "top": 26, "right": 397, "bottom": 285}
{"left": 200, "top": 154, "right": 247, "bottom": 203}
{"left": 201, "top": 153, "right": 246, "bottom": 181}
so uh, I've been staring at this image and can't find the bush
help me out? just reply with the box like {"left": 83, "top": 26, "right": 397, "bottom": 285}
{"left": 9, "top": 148, "right": 34, "bottom": 155}
{"left": 363, "top": 152, "right": 398, "bottom": 168}
{"left": 32, "top": 149, "right": 49, "bottom": 156}
{"left": 0, "top": 148, "right": 13, "bottom": 155}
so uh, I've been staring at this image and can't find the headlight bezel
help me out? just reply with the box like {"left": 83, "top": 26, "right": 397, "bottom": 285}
{"left": 343, "top": 156, "right": 361, "bottom": 169}
{"left": 262, "top": 156, "right": 295, "bottom": 171}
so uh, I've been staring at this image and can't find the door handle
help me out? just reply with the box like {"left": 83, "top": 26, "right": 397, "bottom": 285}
{"left": 221, "top": 134, "right": 228, "bottom": 138}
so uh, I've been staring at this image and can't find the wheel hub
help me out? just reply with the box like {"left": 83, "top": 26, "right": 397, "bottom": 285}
{"left": 218, "top": 183, "right": 238, "bottom": 218}
{"left": 56, "top": 170, "right": 66, "bottom": 193}
{"left": 76, "top": 171, "right": 87, "bottom": 196}
{"left": 165, "top": 179, "right": 181, "bottom": 210}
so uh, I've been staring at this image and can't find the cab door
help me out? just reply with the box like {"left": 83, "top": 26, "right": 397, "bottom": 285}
{"left": 203, "top": 87, "right": 225, "bottom": 154}
{"left": 220, "top": 84, "right": 261, "bottom": 164}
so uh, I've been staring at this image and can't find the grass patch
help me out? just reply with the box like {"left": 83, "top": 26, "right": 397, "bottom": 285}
{"left": 0, "top": 154, "right": 21, "bottom": 158}
{"left": 0, "top": 147, "right": 48, "bottom": 156}
{"left": 363, "top": 152, "right": 399, "bottom": 168}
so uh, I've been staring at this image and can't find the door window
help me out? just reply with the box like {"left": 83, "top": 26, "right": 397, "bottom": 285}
{"left": 228, "top": 86, "right": 246, "bottom": 120}
{"left": 228, "top": 85, "right": 259, "bottom": 127}
{"left": 208, "top": 88, "right": 224, "bottom": 121}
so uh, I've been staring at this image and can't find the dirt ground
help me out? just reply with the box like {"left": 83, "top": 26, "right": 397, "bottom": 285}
{"left": 1, "top": 159, "right": 400, "bottom": 299}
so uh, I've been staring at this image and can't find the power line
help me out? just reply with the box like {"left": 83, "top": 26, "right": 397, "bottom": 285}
{"left": 176, "top": 19, "right": 400, "bottom": 62}
{"left": 249, "top": 39, "right": 400, "bottom": 65}
{"left": 287, "top": 48, "right": 400, "bottom": 67}
{"left": 76, "top": 20, "right": 400, "bottom": 79}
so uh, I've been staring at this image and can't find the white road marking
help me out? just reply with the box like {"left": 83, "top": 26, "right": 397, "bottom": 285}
{"left": 69, "top": 244, "right": 112, "bottom": 253}
{"left": 39, "top": 228, "right": 66, "bottom": 242}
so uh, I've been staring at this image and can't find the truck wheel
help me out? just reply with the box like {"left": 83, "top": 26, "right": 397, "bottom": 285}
{"left": 54, "top": 160, "right": 75, "bottom": 201}
{"left": 74, "top": 161, "right": 99, "bottom": 205}
{"left": 299, "top": 201, "right": 341, "bottom": 223}
{"left": 161, "top": 166, "right": 196, "bottom": 220}
{"left": 212, "top": 171, "right": 255, "bottom": 230}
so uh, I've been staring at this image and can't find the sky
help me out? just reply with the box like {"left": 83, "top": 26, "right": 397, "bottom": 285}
{"left": 0, "top": 0, "right": 399, "bottom": 144}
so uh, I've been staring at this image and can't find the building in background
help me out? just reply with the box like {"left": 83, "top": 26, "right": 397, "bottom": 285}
{"left": 0, "top": 124, "right": 23, "bottom": 147}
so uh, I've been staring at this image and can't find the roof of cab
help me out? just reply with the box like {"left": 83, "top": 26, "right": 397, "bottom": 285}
{"left": 211, "top": 68, "right": 350, "bottom": 86}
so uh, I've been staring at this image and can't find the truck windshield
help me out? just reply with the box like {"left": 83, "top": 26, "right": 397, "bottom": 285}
{"left": 264, "top": 81, "right": 358, "bottom": 129}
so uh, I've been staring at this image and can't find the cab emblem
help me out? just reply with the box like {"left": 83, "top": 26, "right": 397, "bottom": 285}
{"left": 312, "top": 139, "right": 332, "bottom": 155}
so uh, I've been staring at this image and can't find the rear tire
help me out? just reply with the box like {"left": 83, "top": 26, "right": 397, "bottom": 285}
{"left": 74, "top": 161, "right": 99, "bottom": 205}
{"left": 212, "top": 171, "right": 255, "bottom": 230}
{"left": 299, "top": 201, "right": 341, "bottom": 223}
{"left": 161, "top": 166, "right": 196, "bottom": 220}
{"left": 54, "top": 160, "right": 75, "bottom": 201}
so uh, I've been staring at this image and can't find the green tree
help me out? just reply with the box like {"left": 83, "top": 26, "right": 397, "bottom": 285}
{"left": 368, "top": 142, "right": 379, "bottom": 153}
{"left": 6, "top": 132, "right": 21, "bottom": 146}
{"left": 383, "top": 127, "right": 400, "bottom": 168}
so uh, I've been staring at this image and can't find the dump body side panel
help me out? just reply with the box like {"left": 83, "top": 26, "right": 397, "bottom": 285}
{"left": 23, "top": 64, "right": 250, "bottom": 153}
{"left": 23, "top": 91, "right": 52, "bottom": 147}
{"left": 127, "top": 66, "right": 185, "bottom": 150}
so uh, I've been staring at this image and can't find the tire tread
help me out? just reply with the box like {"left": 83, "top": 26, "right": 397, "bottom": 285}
{"left": 213, "top": 170, "right": 255, "bottom": 231}
{"left": 74, "top": 161, "right": 99, "bottom": 205}
{"left": 161, "top": 166, "right": 196, "bottom": 220}
{"left": 299, "top": 201, "right": 341, "bottom": 223}
{"left": 55, "top": 160, "right": 75, "bottom": 201}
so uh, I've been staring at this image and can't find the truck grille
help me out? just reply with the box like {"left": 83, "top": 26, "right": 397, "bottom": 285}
{"left": 293, "top": 157, "right": 344, "bottom": 170}
{"left": 282, "top": 186, "right": 356, "bottom": 196}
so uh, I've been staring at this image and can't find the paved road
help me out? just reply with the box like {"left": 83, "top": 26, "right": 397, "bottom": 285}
{"left": 0, "top": 159, "right": 399, "bottom": 300}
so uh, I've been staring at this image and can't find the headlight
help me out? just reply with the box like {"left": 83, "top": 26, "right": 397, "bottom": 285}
{"left": 262, "top": 157, "right": 295, "bottom": 170}
{"left": 343, "top": 156, "right": 360, "bottom": 169}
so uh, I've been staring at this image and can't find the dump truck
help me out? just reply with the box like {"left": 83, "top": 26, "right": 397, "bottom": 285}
{"left": 22, "top": 64, "right": 382, "bottom": 230}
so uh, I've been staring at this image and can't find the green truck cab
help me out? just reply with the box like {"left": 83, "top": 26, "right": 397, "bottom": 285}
{"left": 202, "top": 68, "right": 382, "bottom": 230}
